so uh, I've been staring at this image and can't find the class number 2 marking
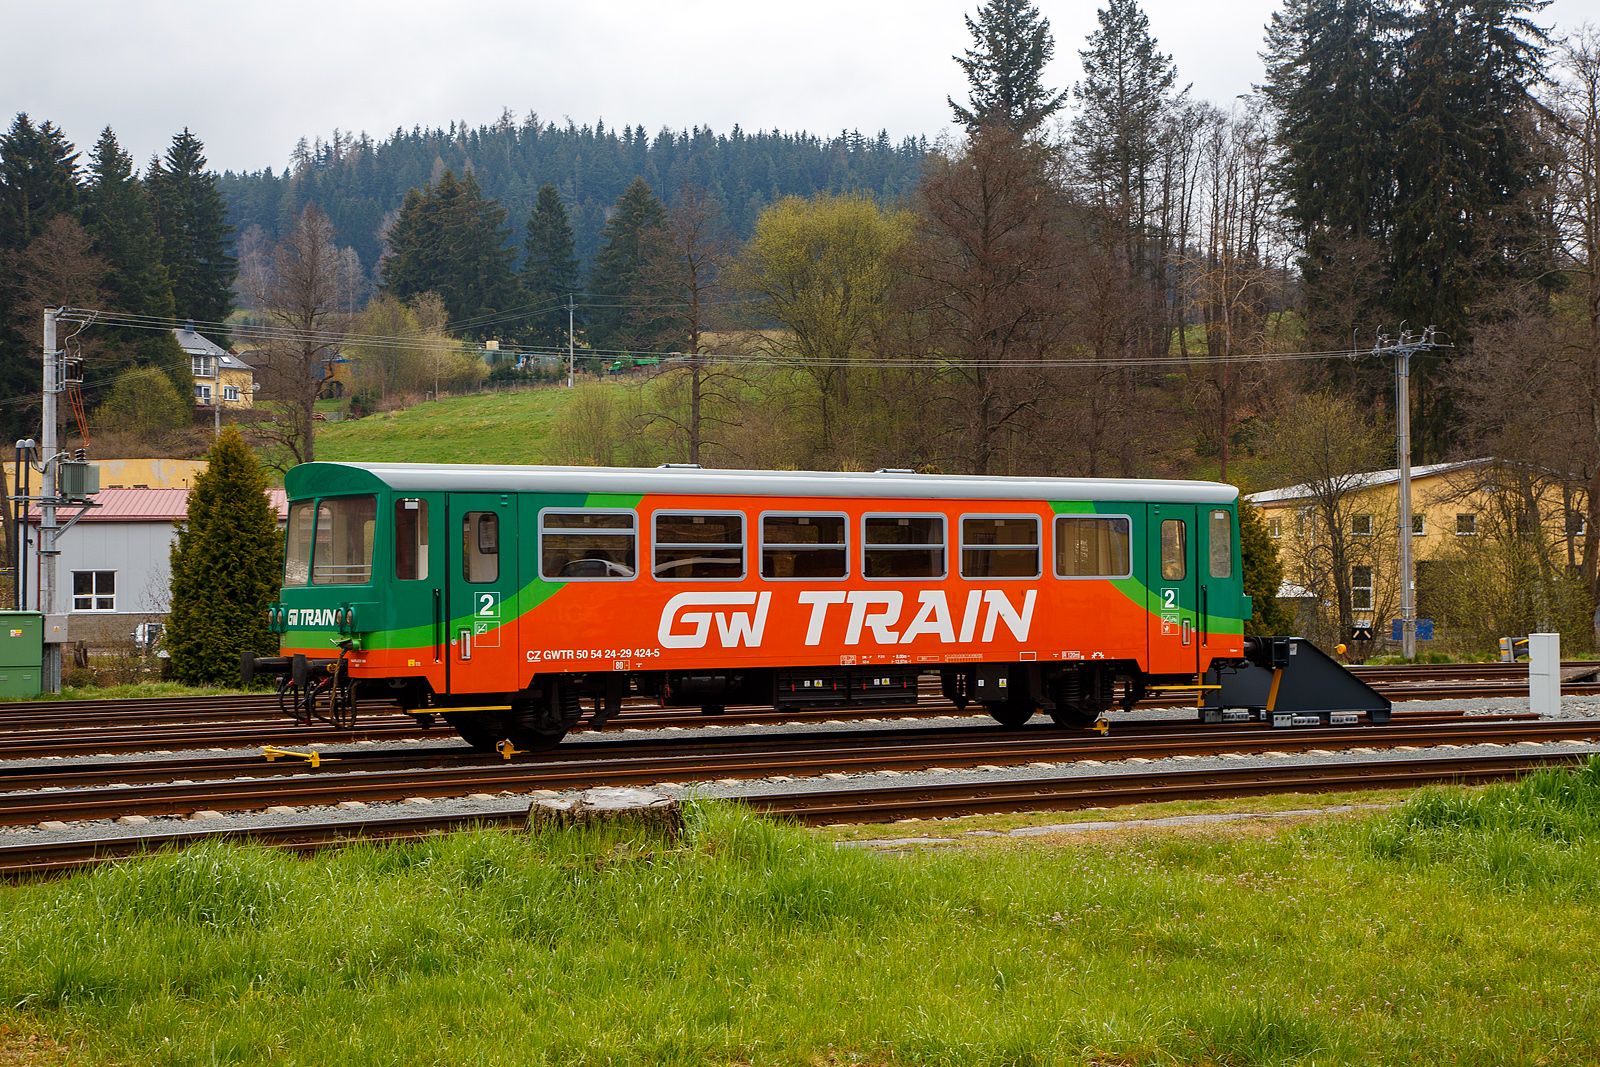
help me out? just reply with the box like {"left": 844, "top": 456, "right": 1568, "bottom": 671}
{"left": 478, "top": 593, "right": 499, "bottom": 617}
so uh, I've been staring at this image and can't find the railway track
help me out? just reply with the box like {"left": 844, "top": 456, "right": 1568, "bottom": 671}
{"left": 0, "top": 749, "right": 1585, "bottom": 876}
{"left": 1, "top": 658, "right": 1592, "bottom": 761}
{"left": 3, "top": 715, "right": 1592, "bottom": 826}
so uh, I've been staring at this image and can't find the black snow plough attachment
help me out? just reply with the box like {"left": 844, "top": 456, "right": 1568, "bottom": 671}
{"left": 1201, "top": 636, "right": 1391, "bottom": 727}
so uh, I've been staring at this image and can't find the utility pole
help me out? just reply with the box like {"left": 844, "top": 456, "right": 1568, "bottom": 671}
{"left": 1371, "top": 326, "right": 1441, "bottom": 662}
{"left": 40, "top": 308, "right": 59, "bottom": 693}
{"left": 567, "top": 292, "right": 575, "bottom": 389}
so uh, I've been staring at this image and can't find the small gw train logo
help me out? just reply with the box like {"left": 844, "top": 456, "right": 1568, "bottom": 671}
{"left": 285, "top": 609, "right": 341, "bottom": 628}
{"left": 657, "top": 589, "right": 1036, "bottom": 650}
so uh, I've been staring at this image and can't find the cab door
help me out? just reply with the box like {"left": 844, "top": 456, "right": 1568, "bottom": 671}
{"left": 447, "top": 492, "right": 519, "bottom": 694}
{"left": 1147, "top": 503, "right": 1200, "bottom": 677}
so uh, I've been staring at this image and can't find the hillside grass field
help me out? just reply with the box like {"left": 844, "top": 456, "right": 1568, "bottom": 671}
{"left": 5, "top": 763, "right": 1600, "bottom": 1066}
{"left": 312, "top": 386, "right": 575, "bottom": 466}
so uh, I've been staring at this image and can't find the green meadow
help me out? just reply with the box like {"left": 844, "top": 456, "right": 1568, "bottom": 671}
{"left": 5, "top": 760, "right": 1600, "bottom": 1065}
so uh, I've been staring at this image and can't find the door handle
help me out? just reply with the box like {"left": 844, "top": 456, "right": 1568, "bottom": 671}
{"left": 1181, "top": 619, "right": 1192, "bottom": 646}
{"left": 459, "top": 628, "right": 472, "bottom": 660}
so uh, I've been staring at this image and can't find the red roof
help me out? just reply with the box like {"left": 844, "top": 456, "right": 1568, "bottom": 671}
{"left": 27, "top": 488, "right": 288, "bottom": 523}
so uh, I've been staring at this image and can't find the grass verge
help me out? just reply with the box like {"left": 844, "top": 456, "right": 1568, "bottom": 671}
{"left": 313, "top": 387, "right": 572, "bottom": 465}
{"left": 4, "top": 760, "right": 1600, "bottom": 1065}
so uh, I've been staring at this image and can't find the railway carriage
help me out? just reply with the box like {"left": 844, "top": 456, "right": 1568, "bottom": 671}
{"left": 253, "top": 464, "right": 1253, "bottom": 750}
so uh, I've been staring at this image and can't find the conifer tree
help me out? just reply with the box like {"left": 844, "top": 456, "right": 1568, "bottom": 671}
{"left": 0, "top": 113, "right": 83, "bottom": 443}
{"left": 166, "top": 427, "right": 281, "bottom": 685}
{"left": 146, "top": 129, "right": 237, "bottom": 342}
{"left": 949, "top": 0, "right": 1069, "bottom": 134}
{"left": 381, "top": 169, "right": 519, "bottom": 337}
{"left": 521, "top": 183, "right": 581, "bottom": 348}
{"left": 1237, "top": 496, "right": 1295, "bottom": 636}
{"left": 81, "top": 127, "right": 191, "bottom": 407}
{"left": 586, "top": 177, "right": 668, "bottom": 349}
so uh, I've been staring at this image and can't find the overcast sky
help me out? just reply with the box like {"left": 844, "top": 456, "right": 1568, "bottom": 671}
{"left": 5, "top": 0, "right": 1600, "bottom": 175}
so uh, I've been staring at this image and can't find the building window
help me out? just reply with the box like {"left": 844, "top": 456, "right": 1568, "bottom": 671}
{"left": 1456, "top": 513, "right": 1477, "bottom": 536}
{"left": 191, "top": 355, "right": 215, "bottom": 377}
{"left": 1351, "top": 566, "right": 1373, "bottom": 611}
{"left": 1267, "top": 516, "right": 1282, "bottom": 539}
{"left": 1568, "top": 510, "right": 1587, "bottom": 539}
{"left": 194, "top": 384, "right": 211, "bottom": 402}
{"left": 1352, "top": 514, "right": 1372, "bottom": 536}
{"left": 72, "top": 571, "right": 115, "bottom": 611}
{"left": 1412, "top": 515, "right": 1426, "bottom": 536}
{"left": 222, "top": 385, "right": 240, "bottom": 402}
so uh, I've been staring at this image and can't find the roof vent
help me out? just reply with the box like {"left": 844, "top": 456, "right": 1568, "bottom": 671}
{"left": 875, "top": 468, "right": 916, "bottom": 474}
{"left": 658, "top": 463, "right": 703, "bottom": 469}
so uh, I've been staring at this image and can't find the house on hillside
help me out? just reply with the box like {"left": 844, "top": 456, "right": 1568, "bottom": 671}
{"left": 1248, "top": 458, "right": 1587, "bottom": 647}
{"left": 174, "top": 325, "right": 255, "bottom": 415}
{"left": 23, "top": 487, "right": 287, "bottom": 647}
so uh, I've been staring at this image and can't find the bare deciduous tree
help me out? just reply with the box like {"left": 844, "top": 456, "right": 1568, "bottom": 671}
{"left": 247, "top": 205, "right": 349, "bottom": 468}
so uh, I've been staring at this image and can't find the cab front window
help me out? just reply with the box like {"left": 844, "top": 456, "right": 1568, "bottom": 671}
{"left": 310, "top": 496, "right": 377, "bottom": 585}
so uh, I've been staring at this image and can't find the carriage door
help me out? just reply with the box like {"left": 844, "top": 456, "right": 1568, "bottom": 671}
{"left": 1147, "top": 504, "right": 1200, "bottom": 677}
{"left": 447, "top": 493, "right": 519, "bottom": 694}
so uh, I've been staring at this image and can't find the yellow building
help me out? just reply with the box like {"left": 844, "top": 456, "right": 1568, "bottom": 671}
{"left": 1248, "top": 458, "right": 1586, "bottom": 645}
{"left": 175, "top": 325, "right": 254, "bottom": 414}
{"left": 4, "top": 459, "right": 207, "bottom": 499}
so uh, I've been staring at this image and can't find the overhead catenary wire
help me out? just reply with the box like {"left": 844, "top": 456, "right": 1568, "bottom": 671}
{"left": 16, "top": 306, "right": 1441, "bottom": 414}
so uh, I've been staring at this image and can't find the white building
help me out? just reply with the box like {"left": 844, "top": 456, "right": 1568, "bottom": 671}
{"left": 24, "top": 488, "right": 286, "bottom": 646}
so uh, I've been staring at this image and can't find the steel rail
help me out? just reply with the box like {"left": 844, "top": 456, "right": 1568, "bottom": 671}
{"left": 4, "top": 718, "right": 1593, "bottom": 826}
{"left": 0, "top": 711, "right": 1572, "bottom": 794}
{"left": 0, "top": 751, "right": 1583, "bottom": 876}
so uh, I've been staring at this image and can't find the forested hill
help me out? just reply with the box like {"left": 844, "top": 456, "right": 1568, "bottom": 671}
{"left": 218, "top": 113, "right": 931, "bottom": 276}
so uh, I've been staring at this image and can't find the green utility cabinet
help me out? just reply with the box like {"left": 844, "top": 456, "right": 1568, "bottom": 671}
{"left": 0, "top": 611, "right": 43, "bottom": 698}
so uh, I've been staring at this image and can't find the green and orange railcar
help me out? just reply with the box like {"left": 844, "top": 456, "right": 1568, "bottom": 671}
{"left": 254, "top": 463, "right": 1254, "bottom": 750}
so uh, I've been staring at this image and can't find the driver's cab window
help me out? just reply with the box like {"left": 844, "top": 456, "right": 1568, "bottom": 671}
{"left": 539, "top": 510, "right": 638, "bottom": 580}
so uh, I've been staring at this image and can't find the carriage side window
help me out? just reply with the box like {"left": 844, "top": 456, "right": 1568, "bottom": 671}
{"left": 960, "top": 516, "right": 1040, "bottom": 578}
{"left": 311, "top": 495, "right": 377, "bottom": 585}
{"left": 1160, "top": 519, "right": 1187, "bottom": 581}
{"left": 761, "top": 514, "right": 847, "bottom": 579}
{"left": 394, "top": 499, "right": 429, "bottom": 580}
{"left": 540, "top": 511, "right": 637, "bottom": 580}
{"left": 654, "top": 512, "right": 745, "bottom": 580}
{"left": 863, "top": 515, "right": 946, "bottom": 579}
{"left": 1208, "top": 509, "right": 1233, "bottom": 579}
{"left": 461, "top": 512, "right": 500, "bottom": 583}
{"left": 1054, "top": 515, "right": 1131, "bottom": 578}
{"left": 284, "top": 501, "right": 314, "bottom": 586}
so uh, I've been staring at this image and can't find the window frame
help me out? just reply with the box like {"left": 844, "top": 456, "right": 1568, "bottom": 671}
{"left": 1351, "top": 514, "right": 1373, "bottom": 537}
{"left": 860, "top": 512, "right": 948, "bottom": 582}
{"left": 310, "top": 494, "right": 378, "bottom": 586}
{"left": 1412, "top": 514, "right": 1426, "bottom": 536}
{"left": 193, "top": 384, "right": 212, "bottom": 402}
{"left": 1160, "top": 518, "right": 1188, "bottom": 582}
{"left": 537, "top": 507, "right": 639, "bottom": 583}
{"left": 1351, "top": 565, "right": 1374, "bottom": 611}
{"left": 71, "top": 570, "right": 115, "bottom": 612}
{"left": 650, "top": 509, "right": 747, "bottom": 582}
{"left": 1267, "top": 515, "right": 1282, "bottom": 539}
{"left": 1208, "top": 508, "right": 1234, "bottom": 579}
{"left": 191, "top": 355, "right": 215, "bottom": 378}
{"left": 957, "top": 513, "right": 1042, "bottom": 581}
{"left": 394, "top": 498, "right": 429, "bottom": 581}
{"left": 758, "top": 510, "right": 850, "bottom": 581}
{"left": 1051, "top": 513, "right": 1133, "bottom": 580}
{"left": 1456, "top": 513, "right": 1478, "bottom": 537}
{"left": 222, "top": 384, "right": 240, "bottom": 402}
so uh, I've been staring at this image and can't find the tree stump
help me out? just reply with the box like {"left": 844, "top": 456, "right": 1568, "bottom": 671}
{"left": 527, "top": 787, "right": 684, "bottom": 839}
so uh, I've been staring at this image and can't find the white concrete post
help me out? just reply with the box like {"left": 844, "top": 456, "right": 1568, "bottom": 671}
{"left": 1528, "top": 632, "right": 1561, "bottom": 717}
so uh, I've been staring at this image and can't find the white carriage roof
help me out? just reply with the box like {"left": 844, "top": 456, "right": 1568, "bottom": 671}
{"left": 298, "top": 463, "right": 1239, "bottom": 505}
